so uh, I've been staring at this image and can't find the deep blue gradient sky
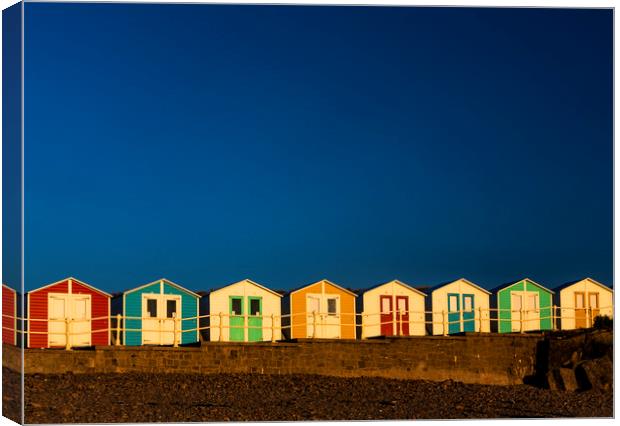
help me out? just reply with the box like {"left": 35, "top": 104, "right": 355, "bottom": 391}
{"left": 24, "top": 5, "right": 612, "bottom": 293}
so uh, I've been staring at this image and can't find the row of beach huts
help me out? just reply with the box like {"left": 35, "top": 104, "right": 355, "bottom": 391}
{"left": 1, "top": 276, "right": 613, "bottom": 348}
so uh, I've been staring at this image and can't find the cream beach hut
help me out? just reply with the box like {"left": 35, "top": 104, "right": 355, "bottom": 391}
{"left": 555, "top": 278, "right": 613, "bottom": 330}
{"left": 429, "top": 278, "right": 491, "bottom": 335}
{"left": 209, "top": 279, "right": 282, "bottom": 342}
{"left": 361, "top": 280, "right": 426, "bottom": 338}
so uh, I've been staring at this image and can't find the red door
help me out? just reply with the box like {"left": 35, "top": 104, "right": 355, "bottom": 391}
{"left": 380, "top": 295, "right": 393, "bottom": 336}
{"left": 396, "top": 296, "right": 409, "bottom": 336}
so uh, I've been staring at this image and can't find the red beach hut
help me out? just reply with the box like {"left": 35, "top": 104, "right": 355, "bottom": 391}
{"left": 3, "top": 284, "right": 17, "bottom": 345}
{"left": 27, "top": 277, "right": 111, "bottom": 348}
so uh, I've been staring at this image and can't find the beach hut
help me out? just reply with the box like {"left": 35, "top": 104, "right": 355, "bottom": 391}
{"left": 287, "top": 279, "right": 357, "bottom": 339}
{"left": 117, "top": 278, "right": 200, "bottom": 346}
{"left": 2, "top": 284, "right": 17, "bottom": 345}
{"left": 361, "top": 280, "right": 426, "bottom": 337}
{"left": 27, "top": 277, "right": 111, "bottom": 348}
{"left": 429, "top": 278, "right": 491, "bottom": 335}
{"left": 492, "top": 278, "right": 554, "bottom": 333}
{"left": 208, "top": 279, "right": 282, "bottom": 342}
{"left": 555, "top": 278, "right": 613, "bottom": 330}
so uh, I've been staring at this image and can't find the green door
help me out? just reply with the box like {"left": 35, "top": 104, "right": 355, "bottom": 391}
{"left": 248, "top": 297, "right": 263, "bottom": 342}
{"left": 229, "top": 296, "right": 244, "bottom": 341}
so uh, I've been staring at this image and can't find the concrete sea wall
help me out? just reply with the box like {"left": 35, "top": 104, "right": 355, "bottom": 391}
{"left": 4, "top": 333, "right": 543, "bottom": 386}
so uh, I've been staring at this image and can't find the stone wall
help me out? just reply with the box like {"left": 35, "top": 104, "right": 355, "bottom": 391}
{"left": 3, "top": 333, "right": 543, "bottom": 386}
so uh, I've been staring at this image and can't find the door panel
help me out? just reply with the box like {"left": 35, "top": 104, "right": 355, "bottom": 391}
{"left": 248, "top": 297, "right": 263, "bottom": 342}
{"left": 462, "top": 294, "right": 475, "bottom": 332}
{"left": 48, "top": 295, "right": 67, "bottom": 347}
{"left": 447, "top": 293, "right": 460, "bottom": 334}
{"left": 380, "top": 295, "right": 393, "bottom": 336}
{"left": 396, "top": 296, "right": 409, "bottom": 336}
{"left": 575, "top": 292, "right": 586, "bottom": 328}
{"left": 307, "top": 295, "right": 321, "bottom": 338}
{"left": 511, "top": 293, "right": 522, "bottom": 332}
{"left": 229, "top": 296, "right": 245, "bottom": 341}
{"left": 589, "top": 293, "right": 600, "bottom": 321}
{"left": 71, "top": 296, "right": 91, "bottom": 347}
{"left": 525, "top": 293, "right": 539, "bottom": 331}
{"left": 161, "top": 297, "right": 179, "bottom": 345}
{"left": 142, "top": 295, "right": 160, "bottom": 344}
{"left": 323, "top": 295, "right": 340, "bottom": 338}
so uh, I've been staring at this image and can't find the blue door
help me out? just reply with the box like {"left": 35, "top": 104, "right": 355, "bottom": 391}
{"left": 447, "top": 293, "right": 460, "bottom": 334}
{"left": 462, "top": 294, "right": 475, "bottom": 332}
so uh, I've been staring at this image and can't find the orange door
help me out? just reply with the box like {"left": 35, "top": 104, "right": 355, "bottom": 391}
{"left": 589, "top": 293, "right": 600, "bottom": 323}
{"left": 396, "top": 296, "right": 409, "bottom": 336}
{"left": 575, "top": 292, "right": 586, "bottom": 328}
{"left": 380, "top": 295, "right": 393, "bottom": 336}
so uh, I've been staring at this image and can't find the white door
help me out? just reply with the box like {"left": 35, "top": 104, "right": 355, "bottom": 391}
{"left": 525, "top": 293, "right": 539, "bottom": 331}
{"left": 323, "top": 295, "right": 340, "bottom": 338}
{"left": 48, "top": 294, "right": 68, "bottom": 347}
{"left": 161, "top": 296, "right": 181, "bottom": 345}
{"left": 142, "top": 295, "right": 160, "bottom": 345}
{"left": 71, "top": 295, "right": 91, "bottom": 347}
{"left": 306, "top": 295, "right": 321, "bottom": 338}
{"left": 511, "top": 293, "right": 522, "bottom": 332}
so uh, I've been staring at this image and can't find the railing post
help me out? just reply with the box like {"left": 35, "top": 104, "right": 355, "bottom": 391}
{"left": 173, "top": 313, "right": 179, "bottom": 348}
{"left": 520, "top": 306, "right": 525, "bottom": 333}
{"left": 115, "top": 314, "right": 121, "bottom": 346}
{"left": 271, "top": 313, "right": 276, "bottom": 343}
{"left": 65, "top": 318, "right": 71, "bottom": 350}
{"left": 588, "top": 306, "right": 593, "bottom": 328}
{"left": 398, "top": 310, "right": 403, "bottom": 336}
{"left": 313, "top": 311, "right": 318, "bottom": 338}
{"left": 442, "top": 310, "right": 447, "bottom": 336}
{"left": 218, "top": 312, "right": 223, "bottom": 342}
{"left": 478, "top": 306, "right": 482, "bottom": 333}
{"left": 552, "top": 305, "right": 557, "bottom": 331}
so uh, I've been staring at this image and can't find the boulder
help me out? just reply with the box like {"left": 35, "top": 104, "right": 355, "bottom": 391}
{"left": 575, "top": 357, "right": 613, "bottom": 392}
{"left": 558, "top": 368, "right": 579, "bottom": 392}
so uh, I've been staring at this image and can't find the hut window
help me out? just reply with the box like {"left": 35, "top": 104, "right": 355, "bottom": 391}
{"left": 147, "top": 299, "right": 157, "bottom": 317}
{"left": 381, "top": 298, "right": 391, "bottom": 314}
{"left": 589, "top": 293, "right": 599, "bottom": 308}
{"left": 448, "top": 295, "right": 458, "bottom": 312}
{"left": 166, "top": 300, "right": 177, "bottom": 318}
{"left": 231, "top": 298, "right": 242, "bottom": 315}
{"left": 250, "top": 299, "right": 260, "bottom": 316}
{"left": 463, "top": 297, "right": 472, "bottom": 312}
{"left": 327, "top": 298, "right": 337, "bottom": 315}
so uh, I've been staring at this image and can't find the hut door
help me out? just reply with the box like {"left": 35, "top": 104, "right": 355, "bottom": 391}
{"left": 575, "top": 292, "right": 586, "bottom": 328}
{"left": 380, "top": 296, "right": 393, "bottom": 336}
{"left": 462, "top": 295, "right": 475, "bottom": 332}
{"left": 447, "top": 294, "right": 460, "bottom": 334}
{"left": 161, "top": 296, "right": 181, "bottom": 345}
{"left": 589, "top": 293, "right": 600, "bottom": 324}
{"left": 248, "top": 297, "right": 263, "bottom": 342}
{"left": 48, "top": 294, "right": 68, "bottom": 347}
{"left": 70, "top": 295, "right": 91, "bottom": 347}
{"left": 396, "top": 296, "right": 409, "bottom": 336}
{"left": 306, "top": 295, "right": 321, "bottom": 338}
{"left": 142, "top": 296, "right": 160, "bottom": 344}
{"left": 229, "top": 296, "right": 245, "bottom": 341}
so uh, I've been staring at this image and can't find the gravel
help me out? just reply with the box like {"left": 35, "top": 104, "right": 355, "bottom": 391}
{"left": 3, "top": 368, "right": 613, "bottom": 423}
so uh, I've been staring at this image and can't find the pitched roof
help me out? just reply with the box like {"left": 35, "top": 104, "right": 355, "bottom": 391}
{"left": 553, "top": 277, "right": 613, "bottom": 293}
{"left": 123, "top": 278, "right": 201, "bottom": 298}
{"left": 209, "top": 278, "right": 282, "bottom": 298}
{"left": 429, "top": 278, "right": 491, "bottom": 295}
{"left": 29, "top": 277, "right": 112, "bottom": 298}
{"left": 289, "top": 279, "right": 358, "bottom": 297}
{"left": 490, "top": 277, "right": 554, "bottom": 295}
{"left": 362, "top": 279, "right": 427, "bottom": 297}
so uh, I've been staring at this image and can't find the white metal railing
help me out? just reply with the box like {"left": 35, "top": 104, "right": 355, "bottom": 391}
{"left": 1, "top": 304, "right": 612, "bottom": 349}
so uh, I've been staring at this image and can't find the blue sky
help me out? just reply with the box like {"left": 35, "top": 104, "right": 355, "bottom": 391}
{"left": 23, "top": 4, "right": 612, "bottom": 293}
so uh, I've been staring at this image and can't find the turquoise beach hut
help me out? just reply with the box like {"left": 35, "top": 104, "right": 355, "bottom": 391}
{"left": 114, "top": 278, "right": 200, "bottom": 346}
{"left": 492, "top": 278, "right": 554, "bottom": 333}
